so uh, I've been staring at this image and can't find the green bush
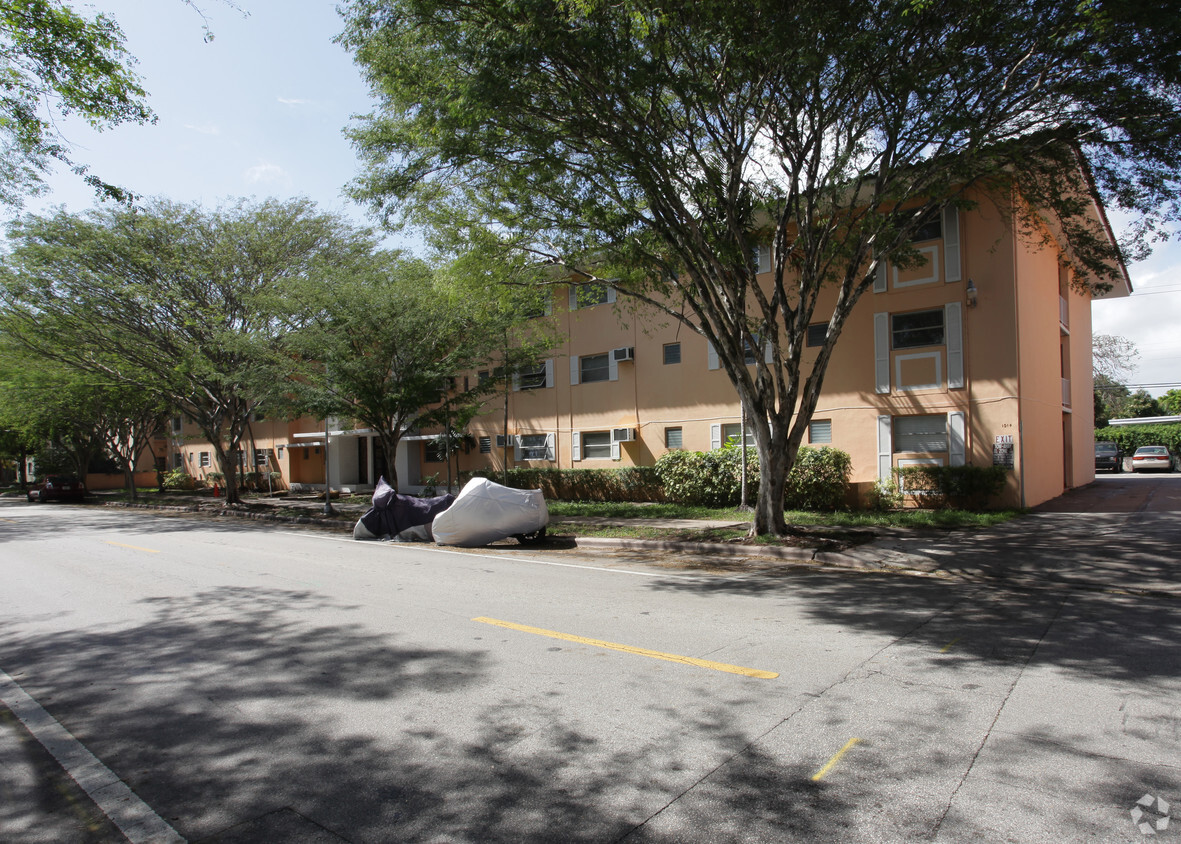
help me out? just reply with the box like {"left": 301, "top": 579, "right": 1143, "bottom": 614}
{"left": 894, "top": 464, "right": 1008, "bottom": 509}
{"left": 1094, "top": 423, "right": 1181, "bottom": 455}
{"left": 784, "top": 446, "right": 852, "bottom": 511}
{"left": 161, "top": 468, "right": 197, "bottom": 491}
{"left": 464, "top": 466, "right": 664, "bottom": 502}
{"left": 655, "top": 444, "right": 760, "bottom": 507}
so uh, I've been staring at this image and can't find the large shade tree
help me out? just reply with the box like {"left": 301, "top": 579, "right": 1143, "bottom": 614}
{"left": 0, "top": 198, "right": 375, "bottom": 503}
{"left": 341, "top": 0, "right": 1181, "bottom": 534}
{"left": 274, "top": 250, "right": 556, "bottom": 491}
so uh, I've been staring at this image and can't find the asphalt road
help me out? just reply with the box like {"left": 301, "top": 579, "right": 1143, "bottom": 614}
{"left": 0, "top": 493, "right": 1178, "bottom": 843}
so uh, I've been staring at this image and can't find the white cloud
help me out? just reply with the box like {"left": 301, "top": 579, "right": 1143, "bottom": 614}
{"left": 278, "top": 97, "right": 313, "bottom": 106}
{"left": 243, "top": 162, "right": 291, "bottom": 187}
{"left": 184, "top": 123, "right": 221, "bottom": 135}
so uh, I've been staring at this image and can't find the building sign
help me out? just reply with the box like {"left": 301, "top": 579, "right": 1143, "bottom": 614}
{"left": 992, "top": 440, "right": 1015, "bottom": 468}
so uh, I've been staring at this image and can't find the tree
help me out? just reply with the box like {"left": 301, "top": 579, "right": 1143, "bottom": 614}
{"left": 0, "top": 0, "right": 153, "bottom": 206}
{"left": 0, "top": 198, "right": 375, "bottom": 504}
{"left": 1092, "top": 334, "right": 1140, "bottom": 383}
{"left": 274, "top": 251, "right": 553, "bottom": 491}
{"left": 340, "top": 0, "right": 1181, "bottom": 535}
{"left": 1160, "top": 388, "right": 1181, "bottom": 416}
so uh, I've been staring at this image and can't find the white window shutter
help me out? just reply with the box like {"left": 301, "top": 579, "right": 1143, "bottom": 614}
{"left": 943, "top": 205, "right": 961, "bottom": 283}
{"left": 878, "top": 415, "right": 893, "bottom": 480}
{"left": 571, "top": 432, "right": 581, "bottom": 461}
{"left": 544, "top": 296, "right": 553, "bottom": 316}
{"left": 512, "top": 373, "right": 521, "bottom": 391}
{"left": 513, "top": 436, "right": 523, "bottom": 462}
{"left": 545, "top": 433, "right": 555, "bottom": 461}
{"left": 948, "top": 411, "right": 966, "bottom": 466}
{"left": 544, "top": 359, "right": 554, "bottom": 388}
{"left": 570, "top": 355, "right": 580, "bottom": 386}
{"left": 611, "top": 440, "right": 621, "bottom": 460}
{"left": 873, "top": 251, "right": 887, "bottom": 293}
{"left": 764, "top": 338, "right": 773, "bottom": 364}
{"left": 874, "top": 312, "right": 890, "bottom": 394}
{"left": 607, "top": 285, "right": 617, "bottom": 304}
{"left": 707, "top": 341, "right": 719, "bottom": 370}
{"left": 710, "top": 424, "right": 722, "bottom": 450}
{"left": 945, "top": 302, "right": 964, "bottom": 389}
{"left": 609, "top": 354, "right": 619, "bottom": 381}
{"left": 569, "top": 286, "right": 578, "bottom": 311}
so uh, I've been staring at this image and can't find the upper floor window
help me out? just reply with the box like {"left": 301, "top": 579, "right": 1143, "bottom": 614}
{"left": 518, "top": 362, "right": 548, "bottom": 390}
{"left": 580, "top": 353, "right": 610, "bottom": 383}
{"left": 892, "top": 309, "right": 944, "bottom": 350}
{"left": 806, "top": 323, "right": 827, "bottom": 347}
{"left": 663, "top": 342, "right": 682, "bottom": 365}
{"left": 894, "top": 415, "right": 948, "bottom": 453}
{"left": 912, "top": 212, "right": 942, "bottom": 242}
{"left": 569, "top": 282, "right": 614, "bottom": 310}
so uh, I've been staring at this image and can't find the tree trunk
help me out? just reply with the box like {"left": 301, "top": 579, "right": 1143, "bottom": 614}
{"left": 750, "top": 438, "right": 789, "bottom": 537}
{"left": 214, "top": 444, "right": 242, "bottom": 504}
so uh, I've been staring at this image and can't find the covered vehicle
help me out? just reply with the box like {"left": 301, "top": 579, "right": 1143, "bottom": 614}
{"left": 431, "top": 477, "right": 548, "bottom": 547}
{"left": 353, "top": 477, "right": 455, "bottom": 541}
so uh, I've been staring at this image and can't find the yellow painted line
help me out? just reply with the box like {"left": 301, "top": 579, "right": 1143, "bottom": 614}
{"left": 812, "top": 737, "right": 861, "bottom": 781}
{"left": 104, "top": 541, "right": 161, "bottom": 554}
{"left": 472, "top": 617, "right": 778, "bottom": 679}
{"left": 940, "top": 637, "right": 961, "bottom": 653}
{"left": 0, "top": 517, "right": 18, "bottom": 523}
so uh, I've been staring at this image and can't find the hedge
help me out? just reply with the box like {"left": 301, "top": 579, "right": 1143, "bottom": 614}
{"left": 463, "top": 466, "right": 664, "bottom": 502}
{"left": 1094, "top": 423, "right": 1181, "bottom": 455}
{"left": 894, "top": 464, "right": 1007, "bottom": 509}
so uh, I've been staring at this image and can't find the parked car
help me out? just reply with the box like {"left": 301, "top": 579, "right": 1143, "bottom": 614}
{"left": 26, "top": 475, "right": 88, "bottom": 502}
{"left": 1130, "top": 445, "right": 1174, "bottom": 473}
{"left": 1094, "top": 441, "right": 1123, "bottom": 473}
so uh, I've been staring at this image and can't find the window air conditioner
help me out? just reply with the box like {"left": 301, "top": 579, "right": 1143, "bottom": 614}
{"left": 611, "top": 346, "right": 635, "bottom": 362}
{"left": 611, "top": 427, "right": 636, "bottom": 443}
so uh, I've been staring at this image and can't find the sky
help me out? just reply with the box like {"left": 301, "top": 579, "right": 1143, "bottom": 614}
{"left": 16, "top": 0, "right": 1181, "bottom": 397}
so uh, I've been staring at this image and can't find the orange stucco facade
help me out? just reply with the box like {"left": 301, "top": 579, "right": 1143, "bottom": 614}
{"left": 169, "top": 188, "right": 1127, "bottom": 509}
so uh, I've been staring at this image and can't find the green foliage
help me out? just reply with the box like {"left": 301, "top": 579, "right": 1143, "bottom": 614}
{"left": 466, "top": 467, "right": 663, "bottom": 502}
{"left": 783, "top": 447, "right": 852, "bottom": 511}
{"left": 894, "top": 465, "right": 1008, "bottom": 510}
{"left": 160, "top": 467, "right": 197, "bottom": 490}
{"left": 0, "top": 0, "right": 154, "bottom": 205}
{"left": 1161, "top": 389, "right": 1181, "bottom": 416}
{"left": 866, "top": 477, "right": 904, "bottom": 512}
{"left": 1094, "top": 423, "right": 1181, "bottom": 454}
{"left": 654, "top": 445, "right": 759, "bottom": 508}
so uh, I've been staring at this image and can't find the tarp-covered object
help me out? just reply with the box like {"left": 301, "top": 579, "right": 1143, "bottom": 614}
{"left": 431, "top": 477, "right": 548, "bottom": 547}
{"left": 353, "top": 477, "right": 455, "bottom": 541}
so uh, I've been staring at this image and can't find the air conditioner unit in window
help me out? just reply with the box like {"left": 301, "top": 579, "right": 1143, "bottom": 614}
{"left": 611, "top": 346, "right": 635, "bottom": 362}
{"left": 611, "top": 427, "right": 636, "bottom": 443}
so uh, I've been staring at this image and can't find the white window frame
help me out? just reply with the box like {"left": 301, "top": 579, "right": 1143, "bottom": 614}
{"left": 514, "top": 433, "right": 555, "bottom": 462}
{"left": 581, "top": 431, "right": 614, "bottom": 460}
{"left": 894, "top": 351, "right": 943, "bottom": 391}
{"left": 891, "top": 244, "right": 941, "bottom": 288}
{"left": 665, "top": 427, "right": 683, "bottom": 449}
{"left": 809, "top": 419, "right": 832, "bottom": 444}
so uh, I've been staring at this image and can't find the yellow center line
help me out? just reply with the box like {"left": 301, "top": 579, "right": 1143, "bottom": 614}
{"left": 0, "top": 517, "right": 17, "bottom": 523}
{"left": 104, "top": 541, "right": 161, "bottom": 554}
{"left": 812, "top": 737, "right": 861, "bottom": 781}
{"left": 940, "top": 637, "right": 961, "bottom": 653}
{"left": 472, "top": 616, "right": 778, "bottom": 679}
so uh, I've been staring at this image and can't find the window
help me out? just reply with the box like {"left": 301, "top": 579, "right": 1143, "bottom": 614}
{"left": 171, "top": 416, "right": 183, "bottom": 435}
{"left": 479, "top": 436, "right": 492, "bottom": 454}
{"left": 894, "top": 415, "right": 948, "bottom": 453}
{"left": 892, "top": 309, "right": 944, "bottom": 349}
{"left": 255, "top": 448, "right": 274, "bottom": 467}
{"left": 721, "top": 423, "right": 755, "bottom": 447}
{"left": 809, "top": 419, "right": 832, "bottom": 444}
{"left": 751, "top": 244, "right": 772, "bottom": 274}
{"left": 199, "top": 451, "right": 211, "bottom": 468}
{"left": 424, "top": 441, "right": 446, "bottom": 463}
{"left": 912, "top": 212, "right": 942, "bottom": 242}
{"left": 665, "top": 427, "right": 683, "bottom": 449}
{"left": 806, "top": 323, "right": 827, "bottom": 347}
{"left": 518, "top": 362, "right": 548, "bottom": 390}
{"left": 253, "top": 410, "right": 265, "bottom": 422}
{"left": 478, "top": 370, "right": 490, "bottom": 385}
{"left": 517, "top": 433, "right": 552, "bottom": 461}
{"left": 571, "top": 282, "right": 610, "bottom": 309}
{"left": 663, "top": 342, "right": 681, "bottom": 365}
{"left": 580, "top": 353, "right": 610, "bottom": 383}
{"left": 582, "top": 431, "right": 612, "bottom": 459}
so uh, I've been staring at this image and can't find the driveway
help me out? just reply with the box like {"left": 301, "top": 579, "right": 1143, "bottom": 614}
{"left": 847, "top": 474, "right": 1181, "bottom": 595}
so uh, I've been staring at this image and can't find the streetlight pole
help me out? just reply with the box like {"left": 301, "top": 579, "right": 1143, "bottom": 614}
{"left": 322, "top": 417, "right": 335, "bottom": 516}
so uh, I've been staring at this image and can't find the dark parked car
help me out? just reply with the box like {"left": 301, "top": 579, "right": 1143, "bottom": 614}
{"left": 1094, "top": 441, "right": 1123, "bottom": 473}
{"left": 26, "top": 475, "right": 88, "bottom": 502}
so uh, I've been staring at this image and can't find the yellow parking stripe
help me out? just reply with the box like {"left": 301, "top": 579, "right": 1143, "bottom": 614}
{"left": 940, "top": 637, "right": 961, "bottom": 653}
{"left": 104, "top": 541, "right": 161, "bottom": 554}
{"left": 812, "top": 737, "right": 861, "bottom": 781}
{"left": 473, "top": 616, "right": 778, "bottom": 679}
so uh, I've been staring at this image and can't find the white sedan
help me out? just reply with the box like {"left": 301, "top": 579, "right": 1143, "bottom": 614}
{"left": 1131, "top": 445, "right": 1174, "bottom": 473}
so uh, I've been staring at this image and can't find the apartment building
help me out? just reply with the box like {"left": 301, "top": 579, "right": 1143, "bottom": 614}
{"left": 168, "top": 185, "right": 1128, "bottom": 510}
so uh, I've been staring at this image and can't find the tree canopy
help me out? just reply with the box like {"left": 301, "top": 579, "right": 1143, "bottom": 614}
{"left": 340, "top": 0, "right": 1181, "bottom": 533}
{"left": 0, "top": 0, "right": 153, "bottom": 205}
{"left": 0, "top": 197, "right": 376, "bottom": 503}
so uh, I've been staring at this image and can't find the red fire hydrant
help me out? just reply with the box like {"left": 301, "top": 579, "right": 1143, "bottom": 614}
{"left": 213, "top": 483, "right": 221, "bottom": 498}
